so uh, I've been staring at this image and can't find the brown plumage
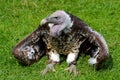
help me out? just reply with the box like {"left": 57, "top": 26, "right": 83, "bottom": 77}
{"left": 69, "top": 13, "right": 109, "bottom": 69}
{"left": 12, "top": 23, "right": 49, "bottom": 65}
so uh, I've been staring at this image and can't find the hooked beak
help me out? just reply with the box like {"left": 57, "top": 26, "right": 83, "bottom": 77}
{"left": 40, "top": 17, "right": 51, "bottom": 25}
{"left": 40, "top": 18, "right": 48, "bottom": 25}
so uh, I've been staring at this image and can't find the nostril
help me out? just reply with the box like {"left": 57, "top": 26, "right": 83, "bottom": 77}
{"left": 46, "top": 18, "right": 49, "bottom": 21}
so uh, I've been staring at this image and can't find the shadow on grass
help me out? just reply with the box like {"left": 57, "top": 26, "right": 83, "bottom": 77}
{"left": 100, "top": 54, "right": 113, "bottom": 70}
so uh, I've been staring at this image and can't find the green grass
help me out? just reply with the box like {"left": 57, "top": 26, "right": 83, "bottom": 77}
{"left": 0, "top": 0, "right": 120, "bottom": 80}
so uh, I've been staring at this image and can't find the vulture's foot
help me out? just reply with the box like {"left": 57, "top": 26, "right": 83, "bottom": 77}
{"left": 64, "top": 64, "right": 78, "bottom": 75}
{"left": 40, "top": 63, "right": 56, "bottom": 75}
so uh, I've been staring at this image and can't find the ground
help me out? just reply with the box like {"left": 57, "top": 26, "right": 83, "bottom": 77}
{"left": 0, "top": 0, "right": 120, "bottom": 80}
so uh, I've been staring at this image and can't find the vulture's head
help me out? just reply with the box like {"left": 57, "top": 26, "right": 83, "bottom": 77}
{"left": 41, "top": 10, "right": 73, "bottom": 37}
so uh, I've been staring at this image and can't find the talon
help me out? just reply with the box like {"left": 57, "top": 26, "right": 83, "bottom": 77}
{"left": 40, "top": 70, "right": 47, "bottom": 75}
{"left": 64, "top": 67, "right": 70, "bottom": 71}
{"left": 51, "top": 68, "right": 56, "bottom": 72}
{"left": 40, "top": 63, "right": 55, "bottom": 75}
{"left": 64, "top": 64, "right": 78, "bottom": 75}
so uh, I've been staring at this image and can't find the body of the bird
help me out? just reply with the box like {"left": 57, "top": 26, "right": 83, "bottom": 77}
{"left": 40, "top": 10, "right": 109, "bottom": 75}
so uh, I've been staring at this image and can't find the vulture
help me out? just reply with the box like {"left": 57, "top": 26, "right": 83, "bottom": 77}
{"left": 40, "top": 10, "right": 109, "bottom": 75}
{"left": 13, "top": 10, "right": 109, "bottom": 75}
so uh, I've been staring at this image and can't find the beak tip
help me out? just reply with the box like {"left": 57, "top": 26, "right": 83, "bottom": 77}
{"left": 40, "top": 19, "right": 47, "bottom": 25}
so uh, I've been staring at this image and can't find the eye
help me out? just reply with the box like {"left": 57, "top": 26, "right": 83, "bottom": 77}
{"left": 54, "top": 17, "right": 59, "bottom": 19}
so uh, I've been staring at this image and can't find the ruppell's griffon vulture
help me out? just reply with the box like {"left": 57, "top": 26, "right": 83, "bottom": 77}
{"left": 40, "top": 10, "right": 109, "bottom": 75}
{"left": 13, "top": 10, "right": 109, "bottom": 75}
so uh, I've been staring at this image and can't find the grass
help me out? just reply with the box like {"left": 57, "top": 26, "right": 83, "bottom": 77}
{"left": 0, "top": 0, "right": 120, "bottom": 80}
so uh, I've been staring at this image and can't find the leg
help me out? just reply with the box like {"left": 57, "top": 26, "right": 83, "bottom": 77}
{"left": 40, "top": 50, "right": 60, "bottom": 75}
{"left": 65, "top": 53, "right": 78, "bottom": 75}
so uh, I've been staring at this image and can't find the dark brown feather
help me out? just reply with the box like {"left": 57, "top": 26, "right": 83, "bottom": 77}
{"left": 12, "top": 23, "right": 49, "bottom": 65}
